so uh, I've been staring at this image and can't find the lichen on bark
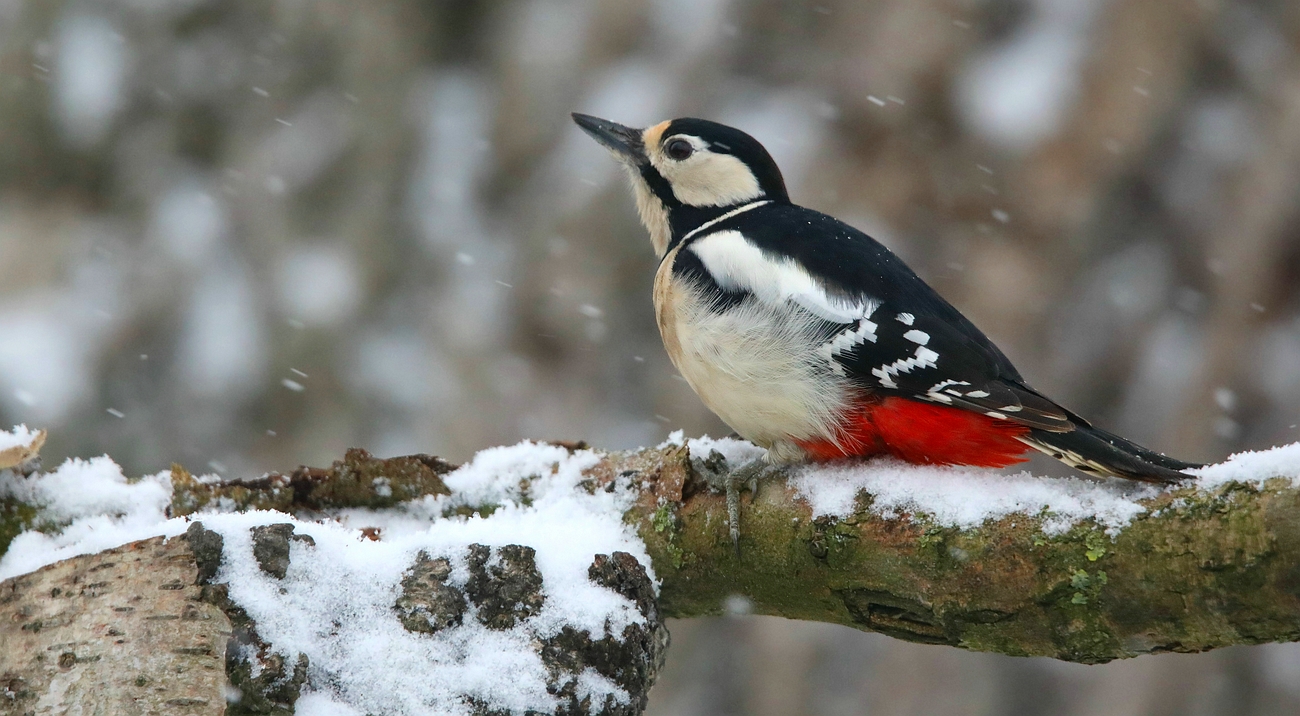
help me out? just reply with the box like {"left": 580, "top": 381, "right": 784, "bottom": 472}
{"left": 186, "top": 522, "right": 311, "bottom": 715}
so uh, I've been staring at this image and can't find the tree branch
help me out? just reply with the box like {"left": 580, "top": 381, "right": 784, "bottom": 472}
{"left": 161, "top": 442, "right": 1300, "bottom": 663}
{"left": 4, "top": 440, "right": 1300, "bottom": 715}
{"left": 604, "top": 445, "right": 1300, "bottom": 662}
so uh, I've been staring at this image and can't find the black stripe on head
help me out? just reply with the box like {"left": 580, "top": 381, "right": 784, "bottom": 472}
{"left": 664, "top": 118, "right": 790, "bottom": 203}
{"left": 638, "top": 163, "right": 681, "bottom": 209}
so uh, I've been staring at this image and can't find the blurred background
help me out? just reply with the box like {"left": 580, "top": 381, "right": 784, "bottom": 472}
{"left": 2, "top": 0, "right": 1300, "bottom": 713}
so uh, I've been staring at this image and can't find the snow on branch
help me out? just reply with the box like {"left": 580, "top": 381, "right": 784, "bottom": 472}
{"left": 2, "top": 425, "right": 1300, "bottom": 715}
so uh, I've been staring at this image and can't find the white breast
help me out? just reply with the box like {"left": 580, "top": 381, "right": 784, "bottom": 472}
{"left": 654, "top": 234, "right": 864, "bottom": 463}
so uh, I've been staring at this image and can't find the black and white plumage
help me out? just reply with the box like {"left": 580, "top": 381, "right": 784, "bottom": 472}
{"left": 573, "top": 113, "right": 1198, "bottom": 484}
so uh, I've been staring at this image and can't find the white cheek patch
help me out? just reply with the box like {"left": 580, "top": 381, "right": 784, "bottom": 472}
{"left": 651, "top": 138, "right": 764, "bottom": 207}
{"left": 670, "top": 153, "right": 762, "bottom": 207}
{"left": 688, "top": 230, "right": 878, "bottom": 324}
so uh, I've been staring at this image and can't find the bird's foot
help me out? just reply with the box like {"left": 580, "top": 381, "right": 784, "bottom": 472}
{"left": 690, "top": 451, "right": 783, "bottom": 557}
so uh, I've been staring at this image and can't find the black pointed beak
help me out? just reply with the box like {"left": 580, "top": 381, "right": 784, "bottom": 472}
{"left": 572, "top": 113, "right": 645, "bottom": 163}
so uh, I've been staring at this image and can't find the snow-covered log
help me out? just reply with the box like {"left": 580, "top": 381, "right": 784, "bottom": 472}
{"left": 0, "top": 534, "right": 230, "bottom": 715}
{"left": 3, "top": 426, "right": 1300, "bottom": 714}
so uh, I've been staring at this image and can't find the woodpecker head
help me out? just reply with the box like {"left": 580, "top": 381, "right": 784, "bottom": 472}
{"left": 572, "top": 113, "right": 789, "bottom": 256}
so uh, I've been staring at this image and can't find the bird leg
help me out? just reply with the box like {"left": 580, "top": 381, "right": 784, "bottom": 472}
{"left": 691, "top": 451, "right": 783, "bottom": 556}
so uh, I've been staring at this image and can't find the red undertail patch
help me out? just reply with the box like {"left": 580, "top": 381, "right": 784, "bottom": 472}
{"left": 796, "top": 396, "right": 1031, "bottom": 468}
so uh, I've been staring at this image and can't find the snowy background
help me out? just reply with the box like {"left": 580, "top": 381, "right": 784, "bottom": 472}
{"left": 2, "top": 0, "right": 1300, "bottom": 713}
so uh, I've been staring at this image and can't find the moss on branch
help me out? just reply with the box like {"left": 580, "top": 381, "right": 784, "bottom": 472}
{"left": 168, "top": 448, "right": 455, "bottom": 517}
{"left": 610, "top": 446, "right": 1300, "bottom": 663}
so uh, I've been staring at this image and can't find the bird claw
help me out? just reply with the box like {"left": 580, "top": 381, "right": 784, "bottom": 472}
{"left": 690, "top": 451, "right": 781, "bottom": 557}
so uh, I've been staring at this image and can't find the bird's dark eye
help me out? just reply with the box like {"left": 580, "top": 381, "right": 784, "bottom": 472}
{"left": 665, "top": 138, "right": 694, "bottom": 160}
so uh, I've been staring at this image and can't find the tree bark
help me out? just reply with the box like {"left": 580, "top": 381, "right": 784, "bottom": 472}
{"left": 0, "top": 535, "right": 230, "bottom": 716}
{"left": 4, "top": 442, "right": 1300, "bottom": 714}
{"left": 162, "top": 444, "right": 1300, "bottom": 662}
{"left": 607, "top": 445, "right": 1300, "bottom": 663}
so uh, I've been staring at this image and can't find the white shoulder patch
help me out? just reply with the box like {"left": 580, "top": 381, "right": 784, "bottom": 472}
{"left": 688, "top": 230, "right": 877, "bottom": 324}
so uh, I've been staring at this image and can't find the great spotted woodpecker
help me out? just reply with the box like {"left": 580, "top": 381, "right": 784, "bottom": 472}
{"left": 573, "top": 113, "right": 1199, "bottom": 492}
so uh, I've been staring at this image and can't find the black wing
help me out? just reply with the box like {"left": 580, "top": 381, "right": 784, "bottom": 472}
{"left": 829, "top": 306, "right": 1072, "bottom": 431}
{"left": 706, "top": 203, "right": 1073, "bottom": 433}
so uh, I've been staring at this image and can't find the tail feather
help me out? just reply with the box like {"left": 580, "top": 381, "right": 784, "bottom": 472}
{"left": 1017, "top": 424, "right": 1201, "bottom": 485}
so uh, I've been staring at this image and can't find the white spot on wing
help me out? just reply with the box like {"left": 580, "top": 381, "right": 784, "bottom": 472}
{"left": 925, "top": 379, "right": 969, "bottom": 403}
{"left": 821, "top": 318, "right": 879, "bottom": 374}
{"left": 896, "top": 313, "right": 915, "bottom": 325}
{"left": 871, "top": 346, "right": 940, "bottom": 388}
{"left": 903, "top": 329, "right": 930, "bottom": 345}
{"left": 965, "top": 390, "right": 989, "bottom": 398}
